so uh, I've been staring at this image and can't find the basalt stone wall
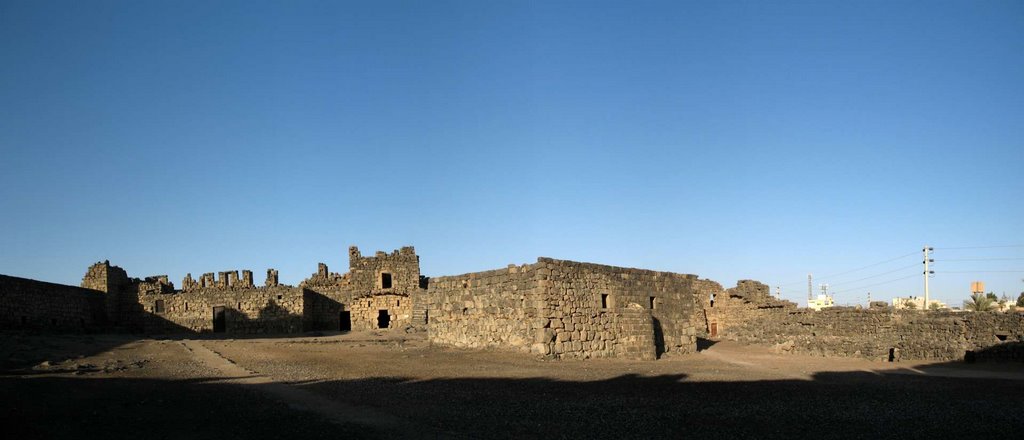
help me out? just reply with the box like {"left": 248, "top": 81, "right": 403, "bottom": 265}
{"left": 350, "top": 293, "right": 411, "bottom": 330}
{"left": 300, "top": 262, "right": 352, "bottom": 332}
{"left": 302, "top": 285, "right": 350, "bottom": 331}
{"left": 427, "top": 264, "right": 542, "bottom": 352}
{"left": 538, "top": 258, "right": 700, "bottom": 359}
{"left": 0, "top": 275, "right": 107, "bottom": 332}
{"left": 428, "top": 258, "right": 704, "bottom": 360}
{"left": 716, "top": 306, "right": 1024, "bottom": 362}
{"left": 139, "top": 286, "right": 303, "bottom": 334}
{"left": 348, "top": 246, "right": 420, "bottom": 293}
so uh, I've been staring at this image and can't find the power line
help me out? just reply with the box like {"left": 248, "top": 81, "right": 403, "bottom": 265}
{"left": 819, "top": 251, "right": 918, "bottom": 279}
{"left": 774, "top": 250, "right": 918, "bottom": 288}
{"left": 831, "top": 274, "right": 921, "bottom": 294}
{"left": 935, "top": 245, "right": 1024, "bottom": 250}
{"left": 827, "top": 263, "right": 920, "bottom": 287}
{"left": 934, "top": 257, "right": 1024, "bottom": 262}
{"left": 936, "top": 270, "right": 1024, "bottom": 274}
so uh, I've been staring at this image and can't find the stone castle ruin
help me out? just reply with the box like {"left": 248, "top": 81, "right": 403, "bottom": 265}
{"left": 1, "top": 245, "right": 1022, "bottom": 361}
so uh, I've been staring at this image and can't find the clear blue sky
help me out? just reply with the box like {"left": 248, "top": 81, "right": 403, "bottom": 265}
{"left": 2, "top": 1, "right": 1022, "bottom": 307}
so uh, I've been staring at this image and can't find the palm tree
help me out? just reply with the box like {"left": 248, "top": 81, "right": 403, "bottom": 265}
{"left": 963, "top": 292, "right": 996, "bottom": 312}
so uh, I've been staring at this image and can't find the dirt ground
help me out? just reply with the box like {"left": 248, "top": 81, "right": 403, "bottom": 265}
{"left": 3, "top": 330, "right": 1023, "bottom": 439}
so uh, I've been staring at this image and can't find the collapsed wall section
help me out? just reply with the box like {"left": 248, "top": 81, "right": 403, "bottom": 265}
{"left": 0, "top": 275, "right": 107, "bottom": 332}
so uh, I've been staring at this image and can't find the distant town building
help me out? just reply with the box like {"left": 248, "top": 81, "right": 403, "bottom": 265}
{"left": 808, "top": 294, "right": 834, "bottom": 311}
{"left": 892, "top": 296, "right": 947, "bottom": 310}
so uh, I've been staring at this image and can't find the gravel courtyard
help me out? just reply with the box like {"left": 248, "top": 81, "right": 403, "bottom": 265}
{"left": 3, "top": 330, "right": 1023, "bottom": 439}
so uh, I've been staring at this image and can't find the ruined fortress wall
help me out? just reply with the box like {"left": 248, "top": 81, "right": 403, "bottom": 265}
{"left": 716, "top": 306, "right": 1024, "bottom": 361}
{"left": 302, "top": 286, "right": 351, "bottom": 331}
{"left": 139, "top": 286, "right": 303, "bottom": 334}
{"left": 0, "top": 275, "right": 106, "bottom": 332}
{"left": 428, "top": 264, "right": 542, "bottom": 352}
{"left": 350, "top": 293, "right": 412, "bottom": 330}
{"left": 348, "top": 246, "right": 420, "bottom": 293}
{"left": 536, "top": 259, "right": 698, "bottom": 360}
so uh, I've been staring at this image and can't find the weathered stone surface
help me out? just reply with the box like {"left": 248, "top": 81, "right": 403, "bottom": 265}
{"left": 703, "top": 280, "right": 1024, "bottom": 362}
{"left": 5, "top": 246, "right": 1023, "bottom": 363}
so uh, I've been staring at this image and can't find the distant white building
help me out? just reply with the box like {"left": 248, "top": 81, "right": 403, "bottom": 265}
{"left": 808, "top": 294, "right": 834, "bottom": 311}
{"left": 892, "top": 296, "right": 947, "bottom": 310}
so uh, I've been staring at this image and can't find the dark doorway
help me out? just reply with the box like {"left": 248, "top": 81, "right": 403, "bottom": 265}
{"left": 377, "top": 310, "right": 390, "bottom": 329}
{"left": 381, "top": 273, "right": 392, "bottom": 289}
{"left": 652, "top": 317, "right": 665, "bottom": 358}
{"left": 339, "top": 311, "right": 351, "bottom": 331}
{"left": 213, "top": 306, "right": 226, "bottom": 333}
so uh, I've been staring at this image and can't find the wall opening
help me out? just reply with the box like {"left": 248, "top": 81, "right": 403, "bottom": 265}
{"left": 601, "top": 294, "right": 609, "bottom": 309}
{"left": 381, "top": 273, "right": 392, "bottom": 289}
{"left": 649, "top": 296, "right": 657, "bottom": 309}
{"left": 397, "top": 299, "right": 401, "bottom": 307}
{"left": 185, "top": 302, "right": 189, "bottom": 311}
{"left": 377, "top": 309, "right": 390, "bottom": 328}
{"left": 213, "top": 306, "right": 226, "bottom": 333}
{"left": 277, "top": 295, "right": 282, "bottom": 300}
{"left": 155, "top": 300, "right": 165, "bottom": 313}
{"left": 339, "top": 311, "right": 351, "bottom": 331}
{"left": 237, "top": 302, "right": 242, "bottom": 309}
{"left": 652, "top": 317, "right": 665, "bottom": 358}
{"left": 996, "top": 333, "right": 1008, "bottom": 342}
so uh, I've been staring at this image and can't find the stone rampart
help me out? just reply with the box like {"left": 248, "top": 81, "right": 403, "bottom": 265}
{"left": 0, "top": 275, "right": 107, "bottom": 332}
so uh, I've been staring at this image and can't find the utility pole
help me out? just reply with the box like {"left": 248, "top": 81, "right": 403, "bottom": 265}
{"left": 807, "top": 273, "right": 813, "bottom": 304}
{"left": 923, "top": 246, "right": 934, "bottom": 310}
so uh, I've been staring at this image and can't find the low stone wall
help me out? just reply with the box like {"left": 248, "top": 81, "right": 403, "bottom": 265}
{"left": 715, "top": 305, "right": 1024, "bottom": 362}
{"left": 0, "top": 275, "right": 107, "bottom": 332}
{"left": 139, "top": 286, "right": 303, "bottom": 334}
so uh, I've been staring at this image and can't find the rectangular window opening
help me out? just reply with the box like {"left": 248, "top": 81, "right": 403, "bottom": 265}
{"left": 601, "top": 293, "right": 609, "bottom": 309}
{"left": 155, "top": 299, "right": 165, "bottom": 313}
{"left": 381, "top": 273, "right": 392, "bottom": 289}
{"left": 649, "top": 296, "right": 656, "bottom": 309}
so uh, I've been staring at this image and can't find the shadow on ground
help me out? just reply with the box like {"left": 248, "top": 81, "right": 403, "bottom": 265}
{"left": 4, "top": 366, "right": 1024, "bottom": 439}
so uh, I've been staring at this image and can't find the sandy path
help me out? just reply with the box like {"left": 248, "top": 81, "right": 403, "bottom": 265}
{"left": 180, "top": 339, "right": 445, "bottom": 438}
